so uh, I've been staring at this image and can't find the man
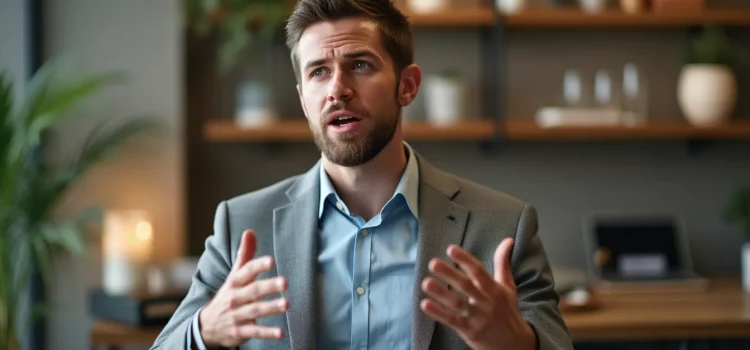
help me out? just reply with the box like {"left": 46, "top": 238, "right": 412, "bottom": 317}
{"left": 151, "top": 0, "right": 573, "bottom": 349}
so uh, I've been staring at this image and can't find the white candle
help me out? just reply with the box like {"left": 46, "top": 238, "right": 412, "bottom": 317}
{"left": 102, "top": 210, "right": 153, "bottom": 295}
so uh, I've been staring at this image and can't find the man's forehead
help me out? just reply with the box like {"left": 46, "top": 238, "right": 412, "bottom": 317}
{"left": 297, "top": 17, "right": 381, "bottom": 56}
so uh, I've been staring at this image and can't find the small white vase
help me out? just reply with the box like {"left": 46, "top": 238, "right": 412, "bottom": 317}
{"left": 678, "top": 64, "right": 737, "bottom": 127}
{"left": 580, "top": 0, "right": 608, "bottom": 13}
{"left": 743, "top": 242, "right": 750, "bottom": 292}
{"left": 407, "top": 0, "right": 449, "bottom": 13}
{"left": 496, "top": 0, "right": 528, "bottom": 13}
{"left": 425, "top": 76, "right": 464, "bottom": 127}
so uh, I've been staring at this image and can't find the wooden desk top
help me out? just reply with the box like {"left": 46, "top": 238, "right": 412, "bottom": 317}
{"left": 563, "top": 279, "right": 750, "bottom": 341}
{"left": 90, "top": 279, "right": 750, "bottom": 345}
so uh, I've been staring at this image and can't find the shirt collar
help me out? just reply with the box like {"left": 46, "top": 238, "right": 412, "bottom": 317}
{"left": 318, "top": 142, "right": 420, "bottom": 219}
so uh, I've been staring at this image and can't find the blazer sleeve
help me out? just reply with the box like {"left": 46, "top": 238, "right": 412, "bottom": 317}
{"left": 512, "top": 204, "right": 575, "bottom": 350}
{"left": 150, "top": 201, "right": 234, "bottom": 350}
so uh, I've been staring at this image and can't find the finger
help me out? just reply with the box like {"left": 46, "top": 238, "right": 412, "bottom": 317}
{"left": 493, "top": 238, "right": 516, "bottom": 288}
{"left": 420, "top": 298, "right": 470, "bottom": 333}
{"left": 445, "top": 245, "right": 497, "bottom": 298}
{"left": 233, "top": 297, "right": 289, "bottom": 322}
{"left": 232, "top": 230, "right": 257, "bottom": 272}
{"left": 428, "top": 258, "right": 487, "bottom": 302}
{"left": 239, "top": 276, "right": 287, "bottom": 304}
{"left": 421, "top": 277, "right": 477, "bottom": 313}
{"left": 231, "top": 256, "right": 275, "bottom": 287}
{"left": 235, "top": 324, "right": 284, "bottom": 340}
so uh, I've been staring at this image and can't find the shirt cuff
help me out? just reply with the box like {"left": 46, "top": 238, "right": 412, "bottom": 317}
{"left": 187, "top": 307, "right": 208, "bottom": 350}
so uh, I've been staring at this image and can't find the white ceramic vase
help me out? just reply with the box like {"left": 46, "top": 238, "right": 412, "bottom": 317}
{"left": 579, "top": 0, "right": 608, "bottom": 13}
{"left": 425, "top": 76, "right": 464, "bottom": 127}
{"left": 407, "top": 0, "right": 449, "bottom": 13}
{"left": 496, "top": 0, "right": 528, "bottom": 13}
{"left": 743, "top": 243, "right": 750, "bottom": 292}
{"left": 678, "top": 64, "right": 737, "bottom": 127}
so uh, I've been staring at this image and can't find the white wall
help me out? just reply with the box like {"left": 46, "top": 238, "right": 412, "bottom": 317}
{"left": 42, "top": 0, "right": 184, "bottom": 349}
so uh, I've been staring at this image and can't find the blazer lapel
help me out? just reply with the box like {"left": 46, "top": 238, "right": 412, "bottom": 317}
{"left": 273, "top": 163, "right": 320, "bottom": 350}
{"left": 411, "top": 155, "right": 469, "bottom": 350}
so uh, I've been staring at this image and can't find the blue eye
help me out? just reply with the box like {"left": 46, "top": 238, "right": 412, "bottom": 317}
{"left": 354, "top": 61, "right": 371, "bottom": 69}
{"left": 311, "top": 68, "right": 324, "bottom": 77}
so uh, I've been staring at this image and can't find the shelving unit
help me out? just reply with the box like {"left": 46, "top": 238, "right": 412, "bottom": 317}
{"left": 202, "top": 1, "right": 750, "bottom": 146}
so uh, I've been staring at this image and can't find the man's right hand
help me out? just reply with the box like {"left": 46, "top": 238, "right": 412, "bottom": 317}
{"left": 198, "top": 229, "right": 289, "bottom": 348}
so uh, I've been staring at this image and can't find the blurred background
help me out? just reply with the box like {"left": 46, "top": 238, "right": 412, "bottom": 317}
{"left": 3, "top": 0, "right": 750, "bottom": 349}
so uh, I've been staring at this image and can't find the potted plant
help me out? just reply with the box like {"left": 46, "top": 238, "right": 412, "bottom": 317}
{"left": 0, "top": 60, "right": 158, "bottom": 350}
{"left": 723, "top": 187, "right": 750, "bottom": 291}
{"left": 183, "top": 0, "right": 293, "bottom": 127}
{"left": 678, "top": 26, "right": 749, "bottom": 127}
{"left": 424, "top": 68, "right": 465, "bottom": 127}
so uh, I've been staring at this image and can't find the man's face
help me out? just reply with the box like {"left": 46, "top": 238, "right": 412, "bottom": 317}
{"left": 295, "top": 17, "right": 406, "bottom": 167}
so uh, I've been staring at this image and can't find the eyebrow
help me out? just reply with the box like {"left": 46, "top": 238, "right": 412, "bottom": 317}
{"left": 303, "top": 50, "right": 379, "bottom": 71}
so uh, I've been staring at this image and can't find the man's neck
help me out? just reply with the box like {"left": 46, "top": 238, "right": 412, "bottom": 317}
{"left": 322, "top": 134, "right": 407, "bottom": 221}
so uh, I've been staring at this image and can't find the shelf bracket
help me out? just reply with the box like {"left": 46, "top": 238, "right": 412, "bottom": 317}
{"left": 480, "top": 0, "right": 507, "bottom": 155}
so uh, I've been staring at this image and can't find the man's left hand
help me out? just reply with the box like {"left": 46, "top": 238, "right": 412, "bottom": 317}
{"left": 420, "top": 238, "right": 537, "bottom": 350}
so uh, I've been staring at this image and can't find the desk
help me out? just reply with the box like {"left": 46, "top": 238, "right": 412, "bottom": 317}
{"left": 90, "top": 279, "right": 750, "bottom": 348}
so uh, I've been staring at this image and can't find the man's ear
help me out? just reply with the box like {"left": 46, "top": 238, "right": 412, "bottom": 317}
{"left": 397, "top": 64, "right": 422, "bottom": 107}
{"left": 297, "top": 83, "right": 309, "bottom": 120}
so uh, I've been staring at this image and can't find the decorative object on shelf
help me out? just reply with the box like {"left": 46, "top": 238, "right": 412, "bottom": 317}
{"left": 0, "top": 59, "right": 158, "bottom": 350}
{"left": 497, "top": 0, "right": 528, "bottom": 14}
{"left": 620, "top": 63, "right": 648, "bottom": 125}
{"left": 407, "top": 0, "right": 449, "bottom": 14}
{"left": 579, "top": 0, "right": 609, "bottom": 13}
{"left": 619, "top": 0, "right": 649, "bottom": 14}
{"left": 722, "top": 187, "right": 750, "bottom": 291}
{"left": 103, "top": 210, "right": 154, "bottom": 295}
{"left": 424, "top": 68, "right": 465, "bottom": 127}
{"left": 235, "top": 80, "right": 277, "bottom": 127}
{"left": 652, "top": 0, "right": 705, "bottom": 13}
{"left": 678, "top": 26, "right": 749, "bottom": 127}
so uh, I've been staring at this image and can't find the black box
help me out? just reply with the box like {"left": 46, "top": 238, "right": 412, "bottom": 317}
{"left": 89, "top": 289, "right": 187, "bottom": 327}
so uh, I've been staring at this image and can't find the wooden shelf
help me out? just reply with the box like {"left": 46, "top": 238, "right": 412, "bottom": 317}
{"left": 204, "top": 119, "right": 495, "bottom": 142}
{"left": 504, "top": 7, "right": 750, "bottom": 28}
{"left": 399, "top": 4, "right": 496, "bottom": 27}
{"left": 503, "top": 120, "right": 750, "bottom": 141}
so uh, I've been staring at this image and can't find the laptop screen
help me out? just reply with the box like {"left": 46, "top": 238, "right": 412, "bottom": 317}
{"left": 591, "top": 217, "right": 685, "bottom": 280}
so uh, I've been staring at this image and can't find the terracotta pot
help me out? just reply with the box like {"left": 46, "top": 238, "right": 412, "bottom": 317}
{"left": 620, "top": 0, "right": 648, "bottom": 14}
{"left": 678, "top": 64, "right": 737, "bottom": 127}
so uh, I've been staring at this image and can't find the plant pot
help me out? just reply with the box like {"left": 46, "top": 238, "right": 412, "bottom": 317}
{"left": 743, "top": 242, "right": 750, "bottom": 292}
{"left": 496, "top": 0, "right": 528, "bottom": 13}
{"left": 424, "top": 75, "right": 464, "bottom": 127}
{"left": 620, "top": 0, "right": 648, "bottom": 14}
{"left": 678, "top": 64, "right": 737, "bottom": 127}
{"left": 407, "top": 0, "right": 449, "bottom": 13}
{"left": 235, "top": 80, "right": 278, "bottom": 127}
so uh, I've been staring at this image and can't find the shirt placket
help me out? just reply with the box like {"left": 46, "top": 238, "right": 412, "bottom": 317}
{"left": 350, "top": 223, "right": 373, "bottom": 350}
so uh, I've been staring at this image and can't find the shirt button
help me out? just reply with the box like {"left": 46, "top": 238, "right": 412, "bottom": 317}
{"left": 361, "top": 229, "right": 368, "bottom": 236}
{"left": 336, "top": 202, "right": 343, "bottom": 210}
{"left": 356, "top": 287, "right": 365, "bottom": 295}
{"left": 370, "top": 253, "right": 376, "bottom": 261}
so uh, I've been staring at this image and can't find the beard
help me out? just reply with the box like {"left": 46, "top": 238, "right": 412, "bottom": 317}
{"left": 309, "top": 99, "right": 400, "bottom": 167}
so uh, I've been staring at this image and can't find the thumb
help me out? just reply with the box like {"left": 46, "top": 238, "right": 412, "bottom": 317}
{"left": 494, "top": 237, "right": 515, "bottom": 287}
{"left": 232, "top": 229, "right": 257, "bottom": 272}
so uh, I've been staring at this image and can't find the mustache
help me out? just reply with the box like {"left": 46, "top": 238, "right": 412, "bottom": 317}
{"left": 322, "top": 102, "right": 368, "bottom": 120}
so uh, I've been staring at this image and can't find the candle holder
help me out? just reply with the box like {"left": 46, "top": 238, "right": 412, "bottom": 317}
{"left": 102, "top": 210, "right": 153, "bottom": 295}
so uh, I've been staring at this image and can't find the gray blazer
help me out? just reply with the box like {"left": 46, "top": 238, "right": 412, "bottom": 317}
{"left": 150, "top": 153, "right": 573, "bottom": 350}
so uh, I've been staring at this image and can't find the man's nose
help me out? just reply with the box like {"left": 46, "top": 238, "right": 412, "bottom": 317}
{"left": 327, "top": 71, "right": 353, "bottom": 102}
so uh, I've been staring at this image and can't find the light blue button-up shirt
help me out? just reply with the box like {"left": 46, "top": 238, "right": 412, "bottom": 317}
{"left": 188, "top": 143, "right": 419, "bottom": 350}
{"left": 316, "top": 143, "right": 420, "bottom": 350}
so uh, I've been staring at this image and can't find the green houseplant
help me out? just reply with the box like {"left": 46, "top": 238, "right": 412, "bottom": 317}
{"left": 723, "top": 187, "right": 750, "bottom": 291}
{"left": 678, "top": 26, "right": 749, "bottom": 127}
{"left": 0, "top": 60, "right": 158, "bottom": 349}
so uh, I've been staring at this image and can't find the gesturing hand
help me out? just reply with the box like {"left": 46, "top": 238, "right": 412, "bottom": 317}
{"left": 420, "top": 238, "right": 537, "bottom": 350}
{"left": 198, "top": 230, "right": 289, "bottom": 348}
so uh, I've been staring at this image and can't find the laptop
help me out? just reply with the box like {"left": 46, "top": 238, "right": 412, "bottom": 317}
{"left": 581, "top": 211, "right": 708, "bottom": 293}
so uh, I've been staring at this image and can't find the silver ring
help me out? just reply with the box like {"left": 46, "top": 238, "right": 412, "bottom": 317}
{"left": 460, "top": 303, "right": 471, "bottom": 318}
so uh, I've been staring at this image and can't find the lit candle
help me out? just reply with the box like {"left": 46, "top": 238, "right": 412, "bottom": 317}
{"left": 102, "top": 210, "right": 153, "bottom": 295}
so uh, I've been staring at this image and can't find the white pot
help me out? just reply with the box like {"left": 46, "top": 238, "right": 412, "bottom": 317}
{"left": 743, "top": 243, "right": 750, "bottom": 292}
{"left": 678, "top": 64, "right": 737, "bottom": 127}
{"left": 235, "top": 80, "right": 277, "bottom": 127}
{"left": 425, "top": 76, "right": 464, "bottom": 127}
{"left": 407, "top": 0, "right": 449, "bottom": 13}
{"left": 579, "top": 0, "right": 608, "bottom": 13}
{"left": 496, "top": 0, "right": 528, "bottom": 13}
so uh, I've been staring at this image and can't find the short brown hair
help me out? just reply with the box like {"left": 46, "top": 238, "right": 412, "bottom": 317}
{"left": 285, "top": 0, "right": 414, "bottom": 83}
